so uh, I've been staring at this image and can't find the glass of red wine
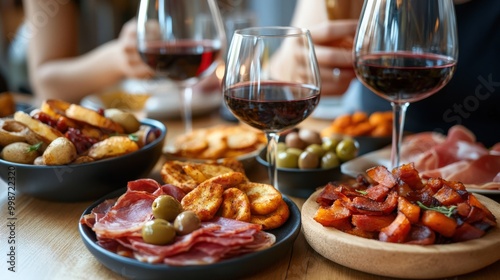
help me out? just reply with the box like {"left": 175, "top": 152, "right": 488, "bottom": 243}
{"left": 223, "top": 27, "right": 321, "bottom": 189}
{"left": 353, "top": 0, "right": 458, "bottom": 169}
{"left": 136, "top": 0, "right": 225, "bottom": 133}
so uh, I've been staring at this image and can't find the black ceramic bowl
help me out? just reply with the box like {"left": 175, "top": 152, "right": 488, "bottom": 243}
{"left": 256, "top": 148, "right": 343, "bottom": 198}
{"left": 353, "top": 135, "right": 392, "bottom": 155}
{"left": 0, "top": 118, "right": 166, "bottom": 202}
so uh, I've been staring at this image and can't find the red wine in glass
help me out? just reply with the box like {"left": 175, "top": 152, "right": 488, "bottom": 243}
{"left": 355, "top": 52, "right": 456, "bottom": 103}
{"left": 224, "top": 81, "right": 320, "bottom": 132}
{"left": 139, "top": 40, "right": 221, "bottom": 81}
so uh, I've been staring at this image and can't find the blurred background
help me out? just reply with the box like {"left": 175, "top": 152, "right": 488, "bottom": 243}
{"left": 0, "top": 0, "right": 297, "bottom": 95}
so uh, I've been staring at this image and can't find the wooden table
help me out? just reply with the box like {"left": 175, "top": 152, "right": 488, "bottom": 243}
{"left": 1, "top": 109, "right": 499, "bottom": 280}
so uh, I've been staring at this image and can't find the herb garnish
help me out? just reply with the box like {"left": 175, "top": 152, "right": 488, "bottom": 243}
{"left": 416, "top": 201, "right": 457, "bottom": 217}
{"left": 27, "top": 142, "right": 43, "bottom": 152}
{"left": 355, "top": 189, "right": 368, "bottom": 195}
{"left": 128, "top": 134, "right": 139, "bottom": 142}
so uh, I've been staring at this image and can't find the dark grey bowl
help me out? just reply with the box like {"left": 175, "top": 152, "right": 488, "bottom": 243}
{"left": 354, "top": 135, "right": 392, "bottom": 155}
{"left": 0, "top": 118, "right": 166, "bottom": 202}
{"left": 256, "top": 148, "right": 342, "bottom": 198}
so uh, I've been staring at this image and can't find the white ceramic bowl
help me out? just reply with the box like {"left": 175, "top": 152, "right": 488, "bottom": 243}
{"left": 301, "top": 189, "right": 500, "bottom": 279}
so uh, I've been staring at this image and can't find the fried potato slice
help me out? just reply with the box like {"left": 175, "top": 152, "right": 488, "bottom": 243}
{"left": 217, "top": 158, "right": 246, "bottom": 174}
{"left": 226, "top": 130, "right": 258, "bottom": 149}
{"left": 181, "top": 182, "right": 224, "bottom": 221}
{"left": 237, "top": 182, "right": 282, "bottom": 215}
{"left": 161, "top": 161, "right": 199, "bottom": 193}
{"left": 193, "top": 163, "right": 237, "bottom": 179}
{"left": 87, "top": 136, "right": 139, "bottom": 160}
{"left": 182, "top": 164, "right": 208, "bottom": 184}
{"left": 14, "top": 111, "right": 64, "bottom": 143}
{"left": 40, "top": 99, "right": 71, "bottom": 119}
{"left": 175, "top": 130, "right": 208, "bottom": 156}
{"left": 198, "top": 130, "right": 228, "bottom": 159}
{"left": 65, "top": 104, "right": 124, "bottom": 133}
{"left": 250, "top": 199, "right": 290, "bottom": 230}
{"left": 220, "top": 188, "right": 252, "bottom": 222}
{"left": 200, "top": 171, "right": 248, "bottom": 190}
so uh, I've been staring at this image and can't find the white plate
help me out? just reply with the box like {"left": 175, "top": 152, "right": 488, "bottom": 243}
{"left": 302, "top": 189, "right": 500, "bottom": 279}
{"left": 81, "top": 79, "right": 222, "bottom": 119}
{"left": 340, "top": 148, "right": 500, "bottom": 195}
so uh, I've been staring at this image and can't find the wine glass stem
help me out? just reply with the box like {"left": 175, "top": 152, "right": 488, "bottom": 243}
{"left": 180, "top": 86, "right": 193, "bottom": 133}
{"left": 266, "top": 132, "right": 280, "bottom": 189}
{"left": 390, "top": 101, "right": 409, "bottom": 170}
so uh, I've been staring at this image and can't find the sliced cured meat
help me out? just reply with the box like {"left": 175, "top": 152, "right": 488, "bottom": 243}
{"left": 400, "top": 125, "right": 500, "bottom": 190}
{"left": 92, "top": 190, "right": 156, "bottom": 239}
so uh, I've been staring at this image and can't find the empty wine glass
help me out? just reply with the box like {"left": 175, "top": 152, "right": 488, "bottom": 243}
{"left": 136, "top": 0, "right": 226, "bottom": 132}
{"left": 223, "top": 27, "right": 321, "bottom": 190}
{"left": 353, "top": 0, "right": 458, "bottom": 169}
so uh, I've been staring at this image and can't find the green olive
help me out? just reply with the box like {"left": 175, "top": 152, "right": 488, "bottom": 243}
{"left": 174, "top": 211, "right": 201, "bottom": 235}
{"left": 298, "top": 151, "right": 319, "bottom": 169}
{"left": 277, "top": 150, "right": 299, "bottom": 168}
{"left": 152, "top": 195, "right": 183, "bottom": 222}
{"left": 335, "top": 138, "right": 359, "bottom": 162}
{"left": 286, "top": 147, "right": 303, "bottom": 157}
{"left": 321, "top": 137, "right": 341, "bottom": 154}
{"left": 321, "top": 152, "right": 341, "bottom": 169}
{"left": 305, "top": 144, "right": 325, "bottom": 158}
{"left": 141, "top": 219, "right": 176, "bottom": 245}
{"left": 277, "top": 142, "right": 287, "bottom": 152}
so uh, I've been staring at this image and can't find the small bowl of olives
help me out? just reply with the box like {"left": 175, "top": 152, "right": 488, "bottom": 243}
{"left": 256, "top": 129, "right": 359, "bottom": 198}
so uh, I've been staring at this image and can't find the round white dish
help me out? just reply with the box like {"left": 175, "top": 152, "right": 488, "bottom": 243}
{"left": 81, "top": 79, "right": 222, "bottom": 119}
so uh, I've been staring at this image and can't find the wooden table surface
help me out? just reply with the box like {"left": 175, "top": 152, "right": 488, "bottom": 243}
{"left": 1, "top": 105, "right": 499, "bottom": 280}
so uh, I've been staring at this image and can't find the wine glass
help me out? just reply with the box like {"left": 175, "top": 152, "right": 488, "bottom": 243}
{"left": 353, "top": 0, "right": 458, "bottom": 169}
{"left": 223, "top": 27, "right": 321, "bottom": 190}
{"left": 136, "top": 0, "right": 226, "bottom": 133}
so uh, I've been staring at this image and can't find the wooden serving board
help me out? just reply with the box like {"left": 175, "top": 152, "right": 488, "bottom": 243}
{"left": 301, "top": 189, "right": 500, "bottom": 279}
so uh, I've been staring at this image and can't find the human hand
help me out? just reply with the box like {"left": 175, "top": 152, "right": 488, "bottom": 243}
{"left": 308, "top": 19, "right": 358, "bottom": 96}
{"left": 114, "top": 19, "right": 154, "bottom": 79}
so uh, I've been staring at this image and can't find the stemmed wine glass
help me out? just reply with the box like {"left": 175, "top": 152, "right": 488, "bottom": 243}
{"left": 136, "top": 0, "right": 226, "bottom": 133}
{"left": 353, "top": 0, "right": 458, "bottom": 169}
{"left": 223, "top": 27, "right": 321, "bottom": 189}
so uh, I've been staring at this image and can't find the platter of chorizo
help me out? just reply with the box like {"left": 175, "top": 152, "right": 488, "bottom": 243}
{"left": 301, "top": 163, "right": 500, "bottom": 279}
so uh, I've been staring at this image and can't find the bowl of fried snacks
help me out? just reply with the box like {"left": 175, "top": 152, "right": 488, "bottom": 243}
{"left": 302, "top": 164, "right": 500, "bottom": 279}
{"left": 0, "top": 99, "right": 166, "bottom": 201}
{"left": 165, "top": 124, "right": 267, "bottom": 169}
{"left": 321, "top": 111, "right": 393, "bottom": 155}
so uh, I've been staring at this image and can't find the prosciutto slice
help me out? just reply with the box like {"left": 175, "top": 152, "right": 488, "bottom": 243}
{"left": 80, "top": 179, "right": 275, "bottom": 266}
{"left": 400, "top": 125, "right": 500, "bottom": 190}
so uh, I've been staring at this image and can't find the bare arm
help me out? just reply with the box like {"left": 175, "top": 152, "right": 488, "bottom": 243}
{"left": 24, "top": 0, "right": 152, "bottom": 103}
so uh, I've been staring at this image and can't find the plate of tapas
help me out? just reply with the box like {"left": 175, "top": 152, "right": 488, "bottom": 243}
{"left": 341, "top": 125, "right": 500, "bottom": 194}
{"left": 79, "top": 162, "right": 300, "bottom": 280}
{"left": 302, "top": 163, "right": 500, "bottom": 279}
{"left": 164, "top": 124, "right": 267, "bottom": 170}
